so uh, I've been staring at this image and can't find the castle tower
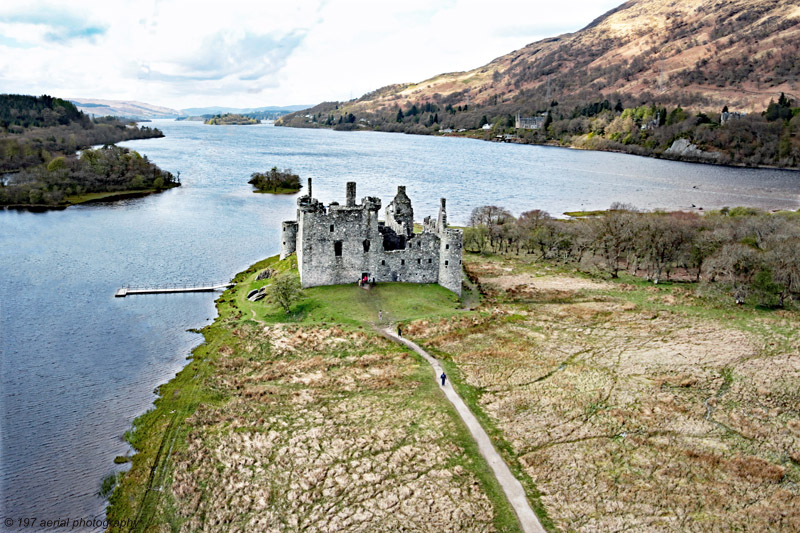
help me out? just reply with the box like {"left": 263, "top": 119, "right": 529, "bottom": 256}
{"left": 385, "top": 185, "right": 414, "bottom": 237}
{"left": 438, "top": 228, "right": 463, "bottom": 296}
{"left": 346, "top": 181, "right": 356, "bottom": 207}
{"left": 280, "top": 221, "right": 298, "bottom": 260}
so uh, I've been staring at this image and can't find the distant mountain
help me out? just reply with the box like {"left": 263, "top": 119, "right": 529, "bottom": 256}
{"left": 284, "top": 0, "right": 800, "bottom": 117}
{"left": 181, "top": 105, "right": 311, "bottom": 116}
{"left": 278, "top": 0, "right": 800, "bottom": 168}
{"left": 70, "top": 98, "right": 184, "bottom": 119}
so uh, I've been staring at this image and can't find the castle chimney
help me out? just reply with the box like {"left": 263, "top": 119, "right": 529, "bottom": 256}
{"left": 437, "top": 197, "right": 448, "bottom": 232}
{"left": 307, "top": 177, "right": 312, "bottom": 198}
{"left": 397, "top": 186, "right": 406, "bottom": 195}
{"left": 346, "top": 182, "right": 356, "bottom": 206}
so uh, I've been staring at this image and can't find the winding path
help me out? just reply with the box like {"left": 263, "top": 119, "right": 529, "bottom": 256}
{"left": 382, "top": 328, "right": 546, "bottom": 533}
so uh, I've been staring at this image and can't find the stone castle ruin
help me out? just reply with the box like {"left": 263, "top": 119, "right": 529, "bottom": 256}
{"left": 280, "top": 180, "right": 463, "bottom": 295}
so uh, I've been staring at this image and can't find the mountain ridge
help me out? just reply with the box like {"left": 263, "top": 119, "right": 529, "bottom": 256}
{"left": 69, "top": 98, "right": 184, "bottom": 119}
{"left": 287, "top": 0, "right": 800, "bottom": 117}
{"left": 277, "top": 0, "right": 800, "bottom": 169}
{"left": 69, "top": 99, "right": 312, "bottom": 120}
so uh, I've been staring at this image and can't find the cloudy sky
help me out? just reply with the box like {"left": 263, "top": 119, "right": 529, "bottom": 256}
{"left": 0, "top": 0, "right": 623, "bottom": 110}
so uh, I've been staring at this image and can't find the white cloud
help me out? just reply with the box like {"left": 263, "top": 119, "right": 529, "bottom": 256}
{"left": 0, "top": 0, "right": 623, "bottom": 108}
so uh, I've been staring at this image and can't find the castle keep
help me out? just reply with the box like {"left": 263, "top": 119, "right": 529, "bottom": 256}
{"left": 280, "top": 180, "right": 463, "bottom": 295}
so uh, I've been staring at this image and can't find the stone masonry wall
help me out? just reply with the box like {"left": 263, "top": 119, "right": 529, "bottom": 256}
{"left": 284, "top": 183, "right": 462, "bottom": 295}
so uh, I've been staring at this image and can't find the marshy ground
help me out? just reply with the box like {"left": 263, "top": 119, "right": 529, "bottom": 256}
{"left": 107, "top": 256, "right": 521, "bottom": 532}
{"left": 406, "top": 253, "right": 800, "bottom": 531}
{"left": 108, "top": 253, "right": 799, "bottom": 532}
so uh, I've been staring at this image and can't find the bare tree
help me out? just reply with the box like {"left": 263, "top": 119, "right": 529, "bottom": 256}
{"left": 268, "top": 273, "right": 303, "bottom": 314}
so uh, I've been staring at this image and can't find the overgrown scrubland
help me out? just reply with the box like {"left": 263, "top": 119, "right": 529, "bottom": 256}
{"left": 465, "top": 205, "right": 800, "bottom": 309}
{"left": 107, "top": 256, "right": 523, "bottom": 532}
{"left": 405, "top": 253, "right": 800, "bottom": 531}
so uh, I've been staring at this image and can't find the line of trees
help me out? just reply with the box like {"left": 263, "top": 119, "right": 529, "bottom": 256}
{"left": 465, "top": 204, "right": 800, "bottom": 307}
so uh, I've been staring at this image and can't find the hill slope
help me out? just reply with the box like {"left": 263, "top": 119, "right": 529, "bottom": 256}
{"left": 278, "top": 0, "right": 800, "bottom": 168}
{"left": 337, "top": 0, "right": 799, "bottom": 114}
{"left": 70, "top": 98, "right": 184, "bottom": 119}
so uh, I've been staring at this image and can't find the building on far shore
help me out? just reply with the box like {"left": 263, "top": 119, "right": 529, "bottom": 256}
{"left": 280, "top": 180, "right": 463, "bottom": 295}
{"left": 515, "top": 113, "right": 547, "bottom": 130}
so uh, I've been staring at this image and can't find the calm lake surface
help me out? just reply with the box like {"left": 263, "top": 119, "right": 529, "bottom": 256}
{"left": 1, "top": 120, "right": 798, "bottom": 530}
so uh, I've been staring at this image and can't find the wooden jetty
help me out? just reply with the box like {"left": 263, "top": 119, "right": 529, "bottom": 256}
{"left": 115, "top": 282, "right": 234, "bottom": 297}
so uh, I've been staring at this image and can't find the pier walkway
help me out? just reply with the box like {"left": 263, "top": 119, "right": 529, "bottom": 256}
{"left": 115, "top": 282, "right": 234, "bottom": 297}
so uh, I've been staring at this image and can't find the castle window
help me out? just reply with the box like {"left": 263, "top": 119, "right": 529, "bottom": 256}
{"left": 334, "top": 241, "right": 343, "bottom": 257}
{"left": 418, "top": 241, "right": 421, "bottom": 248}
{"left": 428, "top": 259, "right": 432, "bottom": 264}
{"left": 363, "top": 239, "right": 370, "bottom": 252}
{"left": 381, "top": 260, "right": 385, "bottom": 266}
{"left": 417, "top": 258, "right": 421, "bottom": 264}
{"left": 330, "top": 225, "right": 334, "bottom": 232}
{"left": 445, "top": 244, "right": 449, "bottom": 250}
{"left": 445, "top": 261, "right": 449, "bottom": 266}
{"left": 401, "top": 259, "right": 405, "bottom": 265}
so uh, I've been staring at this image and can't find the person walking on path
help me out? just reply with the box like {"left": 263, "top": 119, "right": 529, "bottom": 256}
{"left": 379, "top": 310, "right": 383, "bottom": 322}
{"left": 397, "top": 325, "right": 402, "bottom": 337}
{"left": 440, "top": 372, "right": 447, "bottom": 386}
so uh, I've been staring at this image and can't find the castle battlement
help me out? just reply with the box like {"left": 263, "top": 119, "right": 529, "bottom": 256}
{"left": 280, "top": 179, "right": 462, "bottom": 295}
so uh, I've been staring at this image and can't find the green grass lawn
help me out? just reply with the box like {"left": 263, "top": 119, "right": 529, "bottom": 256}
{"left": 231, "top": 254, "right": 465, "bottom": 327}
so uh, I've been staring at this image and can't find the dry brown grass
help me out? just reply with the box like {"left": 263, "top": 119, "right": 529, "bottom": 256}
{"left": 409, "top": 254, "right": 800, "bottom": 532}
{"left": 168, "top": 325, "right": 498, "bottom": 532}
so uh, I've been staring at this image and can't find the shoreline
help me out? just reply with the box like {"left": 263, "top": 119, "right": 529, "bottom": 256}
{"left": 105, "top": 255, "right": 540, "bottom": 531}
{"left": 2, "top": 185, "right": 179, "bottom": 211}
{"left": 276, "top": 122, "right": 800, "bottom": 173}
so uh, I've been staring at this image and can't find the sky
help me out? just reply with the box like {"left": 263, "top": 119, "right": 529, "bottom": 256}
{"left": 0, "top": 0, "right": 623, "bottom": 110}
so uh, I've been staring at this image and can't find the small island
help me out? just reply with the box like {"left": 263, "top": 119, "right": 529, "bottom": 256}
{"left": 204, "top": 113, "right": 259, "bottom": 125}
{"left": 248, "top": 167, "right": 302, "bottom": 194}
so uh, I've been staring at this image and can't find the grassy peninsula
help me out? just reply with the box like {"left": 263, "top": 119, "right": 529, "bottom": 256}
{"left": 204, "top": 113, "right": 259, "bottom": 125}
{"left": 107, "top": 255, "right": 529, "bottom": 532}
{"left": 108, "top": 206, "right": 799, "bottom": 531}
{"left": 0, "top": 94, "right": 177, "bottom": 207}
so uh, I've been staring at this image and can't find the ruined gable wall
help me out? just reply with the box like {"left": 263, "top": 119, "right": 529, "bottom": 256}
{"left": 299, "top": 204, "right": 381, "bottom": 288}
{"left": 373, "top": 232, "right": 440, "bottom": 284}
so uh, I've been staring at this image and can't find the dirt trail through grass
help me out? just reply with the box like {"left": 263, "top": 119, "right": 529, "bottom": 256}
{"left": 383, "top": 328, "right": 546, "bottom": 533}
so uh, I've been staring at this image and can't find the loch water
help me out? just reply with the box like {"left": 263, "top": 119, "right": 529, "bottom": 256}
{"left": 1, "top": 120, "right": 798, "bottom": 530}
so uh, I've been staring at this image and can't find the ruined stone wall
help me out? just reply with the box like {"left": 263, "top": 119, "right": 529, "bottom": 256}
{"left": 285, "top": 182, "right": 462, "bottom": 295}
{"left": 298, "top": 202, "right": 382, "bottom": 288}
{"left": 372, "top": 232, "right": 440, "bottom": 284}
{"left": 384, "top": 186, "right": 414, "bottom": 237}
